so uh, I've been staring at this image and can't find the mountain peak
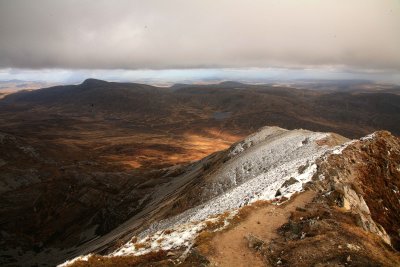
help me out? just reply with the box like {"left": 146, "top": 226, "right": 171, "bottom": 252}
{"left": 81, "top": 78, "right": 109, "bottom": 86}
{"left": 219, "top": 81, "right": 245, "bottom": 87}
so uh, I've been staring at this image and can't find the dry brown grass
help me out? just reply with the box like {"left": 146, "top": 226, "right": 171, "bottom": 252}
{"left": 229, "top": 199, "right": 274, "bottom": 225}
{"left": 163, "top": 229, "right": 174, "bottom": 235}
{"left": 194, "top": 231, "right": 215, "bottom": 255}
{"left": 69, "top": 250, "right": 169, "bottom": 267}
{"left": 194, "top": 211, "right": 233, "bottom": 255}
{"left": 316, "top": 133, "right": 349, "bottom": 147}
{"left": 203, "top": 211, "right": 230, "bottom": 231}
{"left": 133, "top": 241, "right": 150, "bottom": 250}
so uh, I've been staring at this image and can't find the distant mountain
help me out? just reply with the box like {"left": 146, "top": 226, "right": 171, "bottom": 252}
{"left": 0, "top": 80, "right": 55, "bottom": 91}
{"left": 217, "top": 80, "right": 247, "bottom": 87}
{"left": 0, "top": 80, "right": 57, "bottom": 100}
{"left": 170, "top": 81, "right": 246, "bottom": 90}
{"left": 2, "top": 79, "right": 399, "bottom": 138}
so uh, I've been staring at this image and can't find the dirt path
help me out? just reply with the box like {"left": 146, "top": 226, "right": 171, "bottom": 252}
{"left": 207, "top": 191, "right": 316, "bottom": 267}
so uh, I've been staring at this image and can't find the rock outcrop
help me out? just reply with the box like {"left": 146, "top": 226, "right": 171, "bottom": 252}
{"left": 315, "top": 131, "right": 400, "bottom": 249}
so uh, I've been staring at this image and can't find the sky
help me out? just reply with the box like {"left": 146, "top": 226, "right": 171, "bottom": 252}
{"left": 0, "top": 0, "right": 399, "bottom": 84}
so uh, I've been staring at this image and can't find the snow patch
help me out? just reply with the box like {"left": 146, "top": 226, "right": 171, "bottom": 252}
{"left": 228, "top": 126, "right": 287, "bottom": 158}
{"left": 58, "top": 254, "right": 92, "bottom": 267}
{"left": 360, "top": 133, "right": 376, "bottom": 141}
{"left": 112, "top": 222, "right": 203, "bottom": 257}
{"left": 111, "top": 210, "right": 236, "bottom": 257}
{"left": 275, "top": 163, "right": 317, "bottom": 199}
{"left": 330, "top": 140, "right": 356, "bottom": 155}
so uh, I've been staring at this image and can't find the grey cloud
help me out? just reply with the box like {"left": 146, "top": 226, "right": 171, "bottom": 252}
{"left": 0, "top": 0, "right": 399, "bottom": 70}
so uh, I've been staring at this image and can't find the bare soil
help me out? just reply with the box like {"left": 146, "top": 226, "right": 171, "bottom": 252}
{"left": 204, "top": 191, "right": 315, "bottom": 267}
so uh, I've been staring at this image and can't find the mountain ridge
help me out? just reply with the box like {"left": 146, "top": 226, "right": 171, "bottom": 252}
{"left": 59, "top": 127, "right": 400, "bottom": 267}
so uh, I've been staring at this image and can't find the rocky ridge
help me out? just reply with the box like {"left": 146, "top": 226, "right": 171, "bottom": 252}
{"left": 60, "top": 127, "right": 400, "bottom": 266}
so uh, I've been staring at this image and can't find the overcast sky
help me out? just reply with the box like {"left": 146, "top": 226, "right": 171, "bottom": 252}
{"left": 0, "top": 0, "right": 399, "bottom": 83}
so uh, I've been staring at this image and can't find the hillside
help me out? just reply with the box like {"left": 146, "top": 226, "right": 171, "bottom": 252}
{"left": 58, "top": 127, "right": 400, "bottom": 267}
{"left": 0, "top": 80, "right": 400, "bottom": 266}
{"left": 2, "top": 80, "right": 400, "bottom": 139}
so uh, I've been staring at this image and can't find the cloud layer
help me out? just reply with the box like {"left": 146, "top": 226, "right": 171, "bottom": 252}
{"left": 1, "top": 0, "right": 399, "bottom": 70}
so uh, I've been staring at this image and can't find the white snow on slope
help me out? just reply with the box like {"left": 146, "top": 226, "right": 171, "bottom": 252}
{"left": 360, "top": 133, "right": 376, "bottom": 142}
{"left": 331, "top": 139, "right": 356, "bottom": 155}
{"left": 59, "top": 254, "right": 92, "bottom": 267}
{"left": 109, "top": 127, "right": 333, "bottom": 256}
{"left": 113, "top": 222, "right": 204, "bottom": 257}
{"left": 59, "top": 127, "right": 350, "bottom": 265}
{"left": 206, "top": 127, "right": 327, "bottom": 198}
{"left": 330, "top": 132, "right": 376, "bottom": 156}
{"left": 111, "top": 211, "right": 235, "bottom": 258}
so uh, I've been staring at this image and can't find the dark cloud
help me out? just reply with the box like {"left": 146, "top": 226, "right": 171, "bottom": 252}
{"left": 0, "top": 0, "right": 399, "bottom": 70}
